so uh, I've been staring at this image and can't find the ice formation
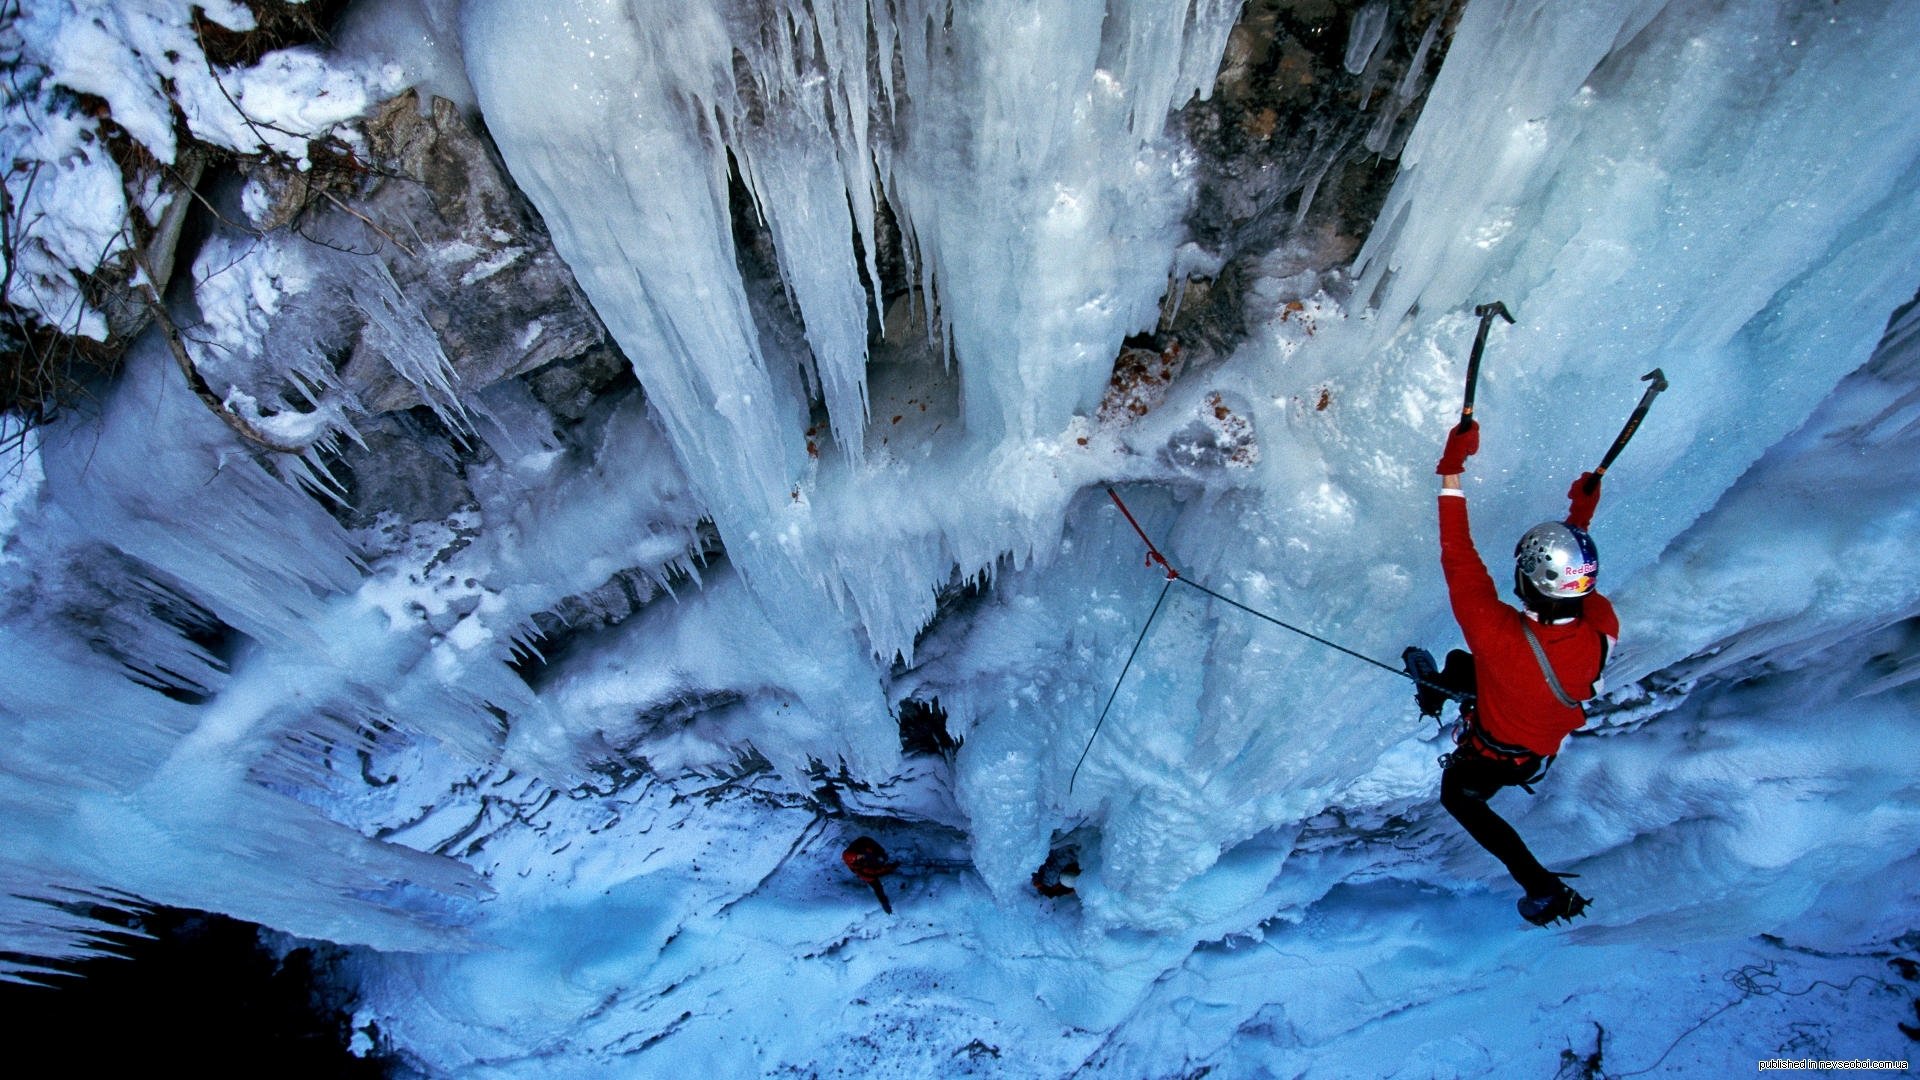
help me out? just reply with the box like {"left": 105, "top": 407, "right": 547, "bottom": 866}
{"left": 2, "top": 0, "right": 1919, "bottom": 1073}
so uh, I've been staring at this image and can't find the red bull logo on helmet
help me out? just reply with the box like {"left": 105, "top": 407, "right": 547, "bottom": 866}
{"left": 1554, "top": 560, "right": 1597, "bottom": 595}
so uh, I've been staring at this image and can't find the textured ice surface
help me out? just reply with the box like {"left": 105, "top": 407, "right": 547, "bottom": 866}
{"left": 449, "top": 0, "right": 1920, "bottom": 890}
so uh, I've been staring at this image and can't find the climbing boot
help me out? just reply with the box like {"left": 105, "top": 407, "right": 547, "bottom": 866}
{"left": 1403, "top": 647, "right": 1450, "bottom": 718}
{"left": 1518, "top": 875, "right": 1591, "bottom": 927}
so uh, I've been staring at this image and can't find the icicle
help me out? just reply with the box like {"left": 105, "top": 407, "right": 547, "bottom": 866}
{"left": 352, "top": 261, "right": 471, "bottom": 433}
{"left": 1344, "top": 0, "right": 1388, "bottom": 75}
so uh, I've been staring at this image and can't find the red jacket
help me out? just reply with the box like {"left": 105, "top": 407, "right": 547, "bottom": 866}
{"left": 842, "top": 838, "right": 895, "bottom": 884}
{"left": 1440, "top": 493, "right": 1619, "bottom": 756}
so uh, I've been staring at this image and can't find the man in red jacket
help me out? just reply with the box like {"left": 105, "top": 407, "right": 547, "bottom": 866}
{"left": 842, "top": 836, "right": 897, "bottom": 914}
{"left": 1423, "top": 419, "right": 1618, "bottom": 926}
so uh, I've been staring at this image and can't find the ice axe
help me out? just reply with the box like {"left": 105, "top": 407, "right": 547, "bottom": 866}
{"left": 1585, "top": 368, "right": 1669, "bottom": 492}
{"left": 1457, "top": 301, "right": 1516, "bottom": 432}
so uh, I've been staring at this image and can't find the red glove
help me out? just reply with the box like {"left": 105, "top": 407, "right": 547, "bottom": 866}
{"left": 1566, "top": 472, "right": 1601, "bottom": 528}
{"left": 1435, "top": 422, "right": 1479, "bottom": 475}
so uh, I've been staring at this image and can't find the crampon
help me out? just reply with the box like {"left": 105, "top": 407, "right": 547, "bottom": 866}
{"left": 1518, "top": 874, "right": 1591, "bottom": 927}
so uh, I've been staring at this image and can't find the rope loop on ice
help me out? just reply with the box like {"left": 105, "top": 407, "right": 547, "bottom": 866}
{"left": 1071, "top": 487, "right": 1476, "bottom": 792}
{"left": 1068, "top": 575, "right": 1173, "bottom": 794}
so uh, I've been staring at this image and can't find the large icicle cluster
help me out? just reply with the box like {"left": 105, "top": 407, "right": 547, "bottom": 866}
{"left": 459, "top": 0, "right": 1240, "bottom": 665}
{"left": 0, "top": 348, "right": 488, "bottom": 977}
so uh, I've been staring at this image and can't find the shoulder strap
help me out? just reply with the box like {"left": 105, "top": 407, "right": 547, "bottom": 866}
{"left": 1520, "top": 620, "right": 1585, "bottom": 709}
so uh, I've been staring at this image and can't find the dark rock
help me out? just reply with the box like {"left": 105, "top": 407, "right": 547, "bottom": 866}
{"left": 515, "top": 523, "right": 724, "bottom": 681}
{"left": 329, "top": 91, "right": 612, "bottom": 415}
{"left": 328, "top": 412, "right": 476, "bottom": 534}
{"left": 529, "top": 567, "right": 672, "bottom": 644}
{"left": 897, "top": 697, "right": 959, "bottom": 757}
{"left": 0, "top": 905, "right": 395, "bottom": 1077}
{"left": 523, "top": 344, "right": 639, "bottom": 427}
{"left": 1163, "top": 0, "right": 1464, "bottom": 357}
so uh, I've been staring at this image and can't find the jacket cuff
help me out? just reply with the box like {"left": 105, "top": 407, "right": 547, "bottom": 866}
{"left": 1438, "top": 488, "right": 1466, "bottom": 499}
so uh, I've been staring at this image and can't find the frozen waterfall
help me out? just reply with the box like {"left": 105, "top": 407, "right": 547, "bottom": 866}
{"left": 2, "top": 0, "right": 1918, "bottom": 1074}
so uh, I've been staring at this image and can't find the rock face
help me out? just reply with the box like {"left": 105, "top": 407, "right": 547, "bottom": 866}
{"left": 214, "top": 90, "right": 638, "bottom": 537}
{"left": 333, "top": 92, "right": 612, "bottom": 415}
{"left": 1164, "top": 0, "right": 1463, "bottom": 356}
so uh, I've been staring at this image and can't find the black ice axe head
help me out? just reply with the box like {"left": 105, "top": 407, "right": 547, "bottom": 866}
{"left": 1473, "top": 300, "right": 1516, "bottom": 325}
{"left": 1457, "top": 301, "right": 1516, "bottom": 432}
{"left": 1588, "top": 367, "right": 1670, "bottom": 491}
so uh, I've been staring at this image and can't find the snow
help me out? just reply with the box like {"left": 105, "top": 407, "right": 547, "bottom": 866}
{"left": 12, "top": 0, "right": 377, "bottom": 163}
{"left": 2, "top": 0, "right": 1920, "bottom": 1075}
{"left": 0, "top": 98, "right": 130, "bottom": 339}
{"left": 1, "top": 0, "right": 391, "bottom": 335}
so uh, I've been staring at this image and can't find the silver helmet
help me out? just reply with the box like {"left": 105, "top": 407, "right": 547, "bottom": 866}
{"left": 1514, "top": 521, "right": 1598, "bottom": 600}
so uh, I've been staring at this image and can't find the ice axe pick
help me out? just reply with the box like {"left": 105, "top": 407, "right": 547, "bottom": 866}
{"left": 1457, "top": 301, "right": 1516, "bottom": 433}
{"left": 1586, "top": 367, "right": 1669, "bottom": 492}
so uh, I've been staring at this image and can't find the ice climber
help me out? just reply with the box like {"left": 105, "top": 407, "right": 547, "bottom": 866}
{"left": 1031, "top": 846, "right": 1082, "bottom": 898}
{"left": 1410, "top": 419, "right": 1618, "bottom": 926}
{"left": 842, "top": 836, "right": 897, "bottom": 914}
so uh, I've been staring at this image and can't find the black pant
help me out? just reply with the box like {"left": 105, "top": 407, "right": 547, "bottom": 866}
{"left": 1431, "top": 650, "right": 1557, "bottom": 897}
{"left": 1441, "top": 752, "right": 1557, "bottom": 897}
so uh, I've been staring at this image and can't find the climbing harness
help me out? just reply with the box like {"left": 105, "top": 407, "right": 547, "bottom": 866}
{"left": 1440, "top": 715, "right": 1554, "bottom": 791}
{"left": 1401, "top": 647, "right": 1551, "bottom": 788}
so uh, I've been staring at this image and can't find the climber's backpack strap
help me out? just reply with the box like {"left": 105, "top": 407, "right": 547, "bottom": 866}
{"left": 1520, "top": 621, "right": 1587, "bottom": 710}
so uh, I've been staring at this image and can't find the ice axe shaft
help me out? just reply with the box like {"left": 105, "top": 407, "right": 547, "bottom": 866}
{"left": 1587, "top": 368, "right": 1669, "bottom": 492}
{"left": 1457, "top": 301, "right": 1515, "bottom": 433}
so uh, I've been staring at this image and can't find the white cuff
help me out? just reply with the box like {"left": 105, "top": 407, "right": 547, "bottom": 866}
{"left": 1438, "top": 488, "right": 1466, "bottom": 499}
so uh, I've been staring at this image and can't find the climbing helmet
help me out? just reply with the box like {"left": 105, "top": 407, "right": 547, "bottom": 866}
{"left": 1514, "top": 521, "right": 1598, "bottom": 599}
